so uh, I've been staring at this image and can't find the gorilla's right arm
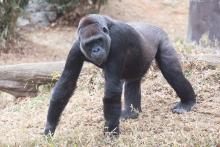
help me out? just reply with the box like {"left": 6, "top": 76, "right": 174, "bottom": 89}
{"left": 44, "top": 42, "right": 84, "bottom": 135}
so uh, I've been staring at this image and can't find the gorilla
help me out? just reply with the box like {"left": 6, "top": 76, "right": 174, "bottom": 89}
{"left": 44, "top": 14, "right": 196, "bottom": 136}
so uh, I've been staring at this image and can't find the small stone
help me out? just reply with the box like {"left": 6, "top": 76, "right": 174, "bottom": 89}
{"left": 16, "top": 17, "right": 30, "bottom": 27}
{"left": 30, "top": 12, "right": 50, "bottom": 27}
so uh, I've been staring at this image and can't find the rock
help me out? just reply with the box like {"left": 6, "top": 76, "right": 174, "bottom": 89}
{"left": 25, "top": 2, "right": 42, "bottom": 13}
{"left": 16, "top": 16, "right": 30, "bottom": 27}
{"left": 30, "top": 12, "right": 50, "bottom": 27}
{"left": 46, "top": 11, "right": 57, "bottom": 22}
{"left": 45, "top": 4, "right": 58, "bottom": 12}
{"left": 17, "top": 0, "right": 59, "bottom": 27}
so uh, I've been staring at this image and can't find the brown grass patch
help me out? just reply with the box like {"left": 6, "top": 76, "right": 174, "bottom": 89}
{"left": 0, "top": 59, "right": 219, "bottom": 146}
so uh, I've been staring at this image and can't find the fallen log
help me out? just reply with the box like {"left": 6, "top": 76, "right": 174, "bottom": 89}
{"left": 0, "top": 61, "right": 65, "bottom": 98}
{"left": 0, "top": 54, "right": 219, "bottom": 98}
{"left": 195, "top": 54, "right": 220, "bottom": 68}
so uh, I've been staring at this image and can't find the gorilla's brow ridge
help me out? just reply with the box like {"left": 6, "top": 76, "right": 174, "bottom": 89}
{"left": 84, "top": 35, "right": 103, "bottom": 44}
{"left": 78, "top": 21, "right": 100, "bottom": 31}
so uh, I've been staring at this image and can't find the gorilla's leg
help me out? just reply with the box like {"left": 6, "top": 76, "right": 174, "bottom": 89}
{"left": 156, "top": 37, "right": 196, "bottom": 113}
{"left": 121, "top": 79, "right": 141, "bottom": 119}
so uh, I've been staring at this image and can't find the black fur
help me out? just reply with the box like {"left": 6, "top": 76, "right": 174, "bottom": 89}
{"left": 44, "top": 14, "right": 196, "bottom": 136}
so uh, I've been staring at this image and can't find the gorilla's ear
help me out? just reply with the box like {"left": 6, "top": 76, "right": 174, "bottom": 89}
{"left": 104, "top": 16, "right": 114, "bottom": 30}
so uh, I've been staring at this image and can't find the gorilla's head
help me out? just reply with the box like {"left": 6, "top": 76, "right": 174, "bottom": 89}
{"left": 78, "top": 15, "right": 111, "bottom": 65}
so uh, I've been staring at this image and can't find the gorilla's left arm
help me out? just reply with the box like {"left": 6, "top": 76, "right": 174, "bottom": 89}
{"left": 44, "top": 41, "right": 84, "bottom": 135}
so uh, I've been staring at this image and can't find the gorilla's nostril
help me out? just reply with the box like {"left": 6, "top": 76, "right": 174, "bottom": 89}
{"left": 92, "top": 47, "right": 100, "bottom": 53}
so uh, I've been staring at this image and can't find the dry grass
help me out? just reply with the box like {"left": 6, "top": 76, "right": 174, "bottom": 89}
{"left": 0, "top": 50, "right": 219, "bottom": 146}
{"left": 0, "top": 0, "right": 220, "bottom": 146}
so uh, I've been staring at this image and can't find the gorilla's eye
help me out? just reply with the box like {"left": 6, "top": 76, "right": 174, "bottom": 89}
{"left": 103, "top": 27, "right": 109, "bottom": 34}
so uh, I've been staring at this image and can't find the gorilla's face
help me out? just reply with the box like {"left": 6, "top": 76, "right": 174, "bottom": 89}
{"left": 79, "top": 23, "right": 111, "bottom": 65}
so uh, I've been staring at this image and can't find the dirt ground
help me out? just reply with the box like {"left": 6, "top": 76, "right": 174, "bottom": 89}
{"left": 0, "top": 0, "right": 220, "bottom": 146}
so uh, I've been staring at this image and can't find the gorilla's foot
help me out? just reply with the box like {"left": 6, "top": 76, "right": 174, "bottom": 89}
{"left": 104, "top": 122, "right": 120, "bottom": 137}
{"left": 172, "top": 100, "right": 196, "bottom": 114}
{"left": 44, "top": 122, "right": 56, "bottom": 136}
{"left": 120, "top": 110, "right": 139, "bottom": 120}
{"left": 104, "top": 128, "right": 119, "bottom": 137}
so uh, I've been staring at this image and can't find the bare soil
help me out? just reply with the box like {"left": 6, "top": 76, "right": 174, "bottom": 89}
{"left": 0, "top": 0, "right": 219, "bottom": 146}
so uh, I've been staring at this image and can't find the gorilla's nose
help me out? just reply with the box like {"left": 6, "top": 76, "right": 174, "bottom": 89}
{"left": 91, "top": 47, "right": 106, "bottom": 65}
{"left": 92, "top": 47, "right": 101, "bottom": 53}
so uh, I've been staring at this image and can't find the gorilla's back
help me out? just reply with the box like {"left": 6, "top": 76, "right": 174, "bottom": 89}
{"left": 128, "top": 22, "right": 165, "bottom": 48}
{"left": 127, "top": 22, "right": 166, "bottom": 66}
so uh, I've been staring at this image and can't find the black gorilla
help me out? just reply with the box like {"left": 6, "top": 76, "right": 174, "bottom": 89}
{"left": 44, "top": 14, "right": 196, "bottom": 135}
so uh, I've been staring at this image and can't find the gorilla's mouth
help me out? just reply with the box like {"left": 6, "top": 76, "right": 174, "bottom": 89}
{"left": 91, "top": 55, "right": 106, "bottom": 65}
{"left": 90, "top": 49, "right": 107, "bottom": 65}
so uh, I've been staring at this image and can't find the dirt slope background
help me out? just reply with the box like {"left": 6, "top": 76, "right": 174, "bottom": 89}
{"left": 0, "top": 0, "right": 220, "bottom": 146}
